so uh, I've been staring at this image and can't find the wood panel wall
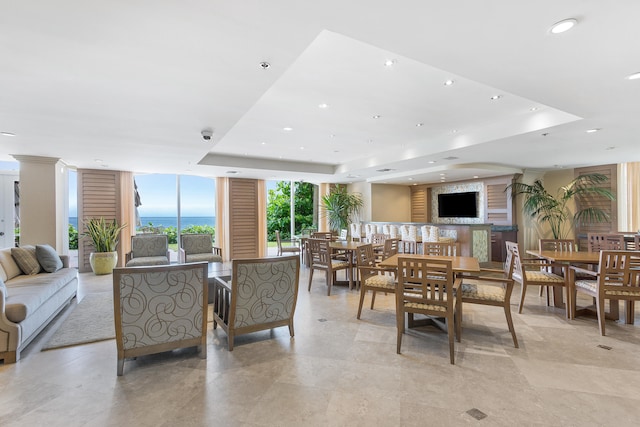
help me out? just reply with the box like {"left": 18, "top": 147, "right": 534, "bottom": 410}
{"left": 228, "top": 178, "right": 259, "bottom": 259}
{"left": 484, "top": 176, "right": 516, "bottom": 226}
{"left": 410, "top": 186, "right": 428, "bottom": 222}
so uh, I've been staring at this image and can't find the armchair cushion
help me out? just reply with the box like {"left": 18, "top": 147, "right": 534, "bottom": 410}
{"left": 181, "top": 234, "right": 213, "bottom": 255}
{"left": 131, "top": 235, "right": 168, "bottom": 257}
{"left": 11, "top": 246, "right": 41, "bottom": 275}
{"left": 35, "top": 244, "right": 63, "bottom": 273}
{"left": 126, "top": 256, "right": 170, "bottom": 267}
{"left": 185, "top": 253, "right": 222, "bottom": 263}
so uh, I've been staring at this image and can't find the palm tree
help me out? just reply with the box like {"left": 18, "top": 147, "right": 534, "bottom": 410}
{"left": 506, "top": 173, "right": 615, "bottom": 239}
{"left": 321, "top": 185, "right": 363, "bottom": 233}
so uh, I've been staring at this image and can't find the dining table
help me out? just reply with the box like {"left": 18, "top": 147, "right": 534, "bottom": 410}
{"left": 378, "top": 253, "right": 481, "bottom": 274}
{"left": 329, "top": 240, "right": 383, "bottom": 289}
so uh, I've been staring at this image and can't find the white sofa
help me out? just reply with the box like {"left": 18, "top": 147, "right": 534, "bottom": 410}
{"left": 0, "top": 246, "right": 78, "bottom": 363}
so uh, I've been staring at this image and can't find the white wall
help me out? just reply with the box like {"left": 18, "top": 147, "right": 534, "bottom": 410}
{"left": 348, "top": 181, "right": 372, "bottom": 222}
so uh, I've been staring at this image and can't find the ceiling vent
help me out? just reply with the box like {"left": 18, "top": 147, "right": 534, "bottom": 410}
{"left": 376, "top": 168, "right": 396, "bottom": 172}
{"left": 443, "top": 156, "right": 459, "bottom": 160}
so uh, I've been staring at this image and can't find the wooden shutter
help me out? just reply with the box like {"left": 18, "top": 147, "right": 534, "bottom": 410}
{"left": 411, "top": 186, "right": 427, "bottom": 222}
{"left": 575, "top": 164, "right": 618, "bottom": 244}
{"left": 77, "top": 170, "right": 120, "bottom": 272}
{"left": 228, "top": 178, "right": 259, "bottom": 258}
{"left": 484, "top": 176, "right": 514, "bottom": 225}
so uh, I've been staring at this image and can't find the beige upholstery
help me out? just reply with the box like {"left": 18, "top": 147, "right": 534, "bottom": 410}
{"left": 211, "top": 256, "right": 300, "bottom": 350}
{"left": 126, "top": 234, "right": 170, "bottom": 267}
{"left": 275, "top": 230, "right": 301, "bottom": 257}
{"left": 112, "top": 262, "right": 208, "bottom": 375}
{"left": 396, "top": 256, "right": 460, "bottom": 364}
{"left": 179, "top": 233, "right": 222, "bottom": 263}
{"left": 355, "top": 244, "right": 397, "bottom": 319}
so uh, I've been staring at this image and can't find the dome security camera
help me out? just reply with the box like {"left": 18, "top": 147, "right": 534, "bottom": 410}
{"left": 201, "top": 128, "right": 214, "bottom": 141}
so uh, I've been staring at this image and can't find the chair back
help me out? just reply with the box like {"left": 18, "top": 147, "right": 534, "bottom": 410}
{"left": 388, "top": 224, "right": 399, "bottom": 238}
{"left": 587, "top": 233, "right": 625, "bottom": 252}
{"left": 181, "top": 233, "right": 213, "bottom": 255}
{"left": 307, "top": 238, "right": 331, "bottom": 268}
{"left": 275, "top": 230, "right": 284, "bottom": 249}
{"left": 397, "top": 257, "right": 454, "bottom": 311}
{"left": 350, "top": 223, "right": 361, "bottom": 239}
{"left": 400, "top": 225, "right": 417, "bottom": 242}
{"left": 505, "top": 241, "right": 524, "bottom": 282}
{"left": 382, "top": 238, "right": 400, "bottom": 260}
{"left": 539, "top": 239, "right": 575, "bottom": 252}
{"left": 399, "top": 240, "right": 417, "bottom": 254}
{"left": 311, "top": 232, "right": 333, "bottom": 240}
{"left": 339, "top": 229, "right": 348, "bottom": 240}
{"left": 113, "top": 262, "right": 208, "bottom": 375}
{"left": 369, "top": 233, "right": 386, "bottom": 245}
{"left": 355, "top": 243, "right": 376, "bottom": 268}
{"left": 594, "top": 251, "right": 640, "bottom": 291}
{"left": 421, "top": 241, "right": 459, "bottom": 256}
{"left": 131, "top": 234, "right": 168, "bottom": 258}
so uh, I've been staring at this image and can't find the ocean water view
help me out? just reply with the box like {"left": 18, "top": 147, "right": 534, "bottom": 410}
{"left": 69, "top": 216, "right": 215, "bottom": 230}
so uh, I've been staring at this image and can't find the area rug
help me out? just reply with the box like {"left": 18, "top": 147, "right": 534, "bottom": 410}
{"left": 42, "top": 292, "right": 115, "bottom": 350}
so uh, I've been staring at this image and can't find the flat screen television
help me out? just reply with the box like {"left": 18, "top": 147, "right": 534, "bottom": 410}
{"left": 437, "top": 192, "right": 478, "bottom": 218}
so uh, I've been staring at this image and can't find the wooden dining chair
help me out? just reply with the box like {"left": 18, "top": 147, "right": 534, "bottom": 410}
{"left": 396, "top": 257, "right": 460, "bottom": 364}
{"left": 381, "top": 238, "right": 400, "bottom": 261}
{"left": 275, "top": 230, "right": 301, "bottom": 257}
{"left": 537, "top": 239, "right": 576, "bottom": 299}
{"left": 311, "top": 231, "right": 333, "bottom": 240}
{"left": 570, "top": 250, "right": 640, "bottom": 334}
{"left": 307, "top": 238, "right": 352, "bottom": 296}
{"left": 355, "top": 244, "right": 397, "bottom": 319}
{"left": 399, "top": 240, "right": 417, "bottom": 254}
{"left": 421, "top": 242, "right": 460, "bottom": 256}
{"left": 586, "top": 233, "right": 625, "bottom": 252}
{"left": 459, "top": 250, "right": 518, "bottom": 348}
{"left": 506, "top": 241, "right": 569, "bottom": 317}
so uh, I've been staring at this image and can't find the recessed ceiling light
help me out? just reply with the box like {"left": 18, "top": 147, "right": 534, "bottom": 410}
{"left": 408, "top": 178, "right": 414, "bottom": 181}
{"left": 384, "top": 59, "right": 396, "bottom": 67}
{"left": 605, "top": 146, "right": 616, "bottom": 150}
{"left": 473, "top": 175, "right": 479, "bottom": 179}
{"left": 259, "top": 61, "right": 270, "bottom": 69}
{"left": 330, "top": 134, "right": 336, "bottom": 138}
{"left": 586, "top": 128, "right": 601, "bottom": 133}
{"left": 94, "top": 159, "right": 103, "bottom": 163}
{"left": 0, "top": 132, "right": 16, "bottom": 137}
{"left": 444, "top": 79, "right": 454, "bottom": 86}
{"left": 428, "top": 160, "right": 436, "bottom": 164}
{"left": 372, "top": 115, "right": 381, "bottom": 119}
{"left": 626, "top": 72, "right": 640, "bottom": 80}
{"left": 490, "top": 95, "right": 502, "bottom": 100}
{"left": 318, "top": 103, "right": 328, "bottom": 109}
{"left": 333, "top": 150, "right": 339, "bottom": 153}
{"left": 299, "top": 146, "right": 304, "bottom": 150}
{"left": 530, "top": 107, "right": 539, "bottom": 111}
{"left": 439, "top": 173, "right": 445, "bottom": 176}
{"left": 416, "top": 123, "right": 424, "bottom": 127}
{"left": 261, "top": 142, "right": 267, "bottom": 145}
{"left": 413, "top": 183, "right": 418, "bottom": 186}
{"left": 283, "top": 127, "right": 293, "bottom": 131}
{"left": 451, "top": 129, "right": 458, "bottom": 133}
{"left": 549, "top": 18, "right": 577, "bottom": 34}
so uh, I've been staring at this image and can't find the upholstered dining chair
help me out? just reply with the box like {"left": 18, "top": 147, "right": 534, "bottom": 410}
{"left": 211, "top": 256, "right": 300, "bottom": 350}
{"left": 126, "top": 234, "right": 170, "bottom": 267}
{"left": 507, "top": 241, "right": 569, "bottom": 317}
{"left": 355, "top": 244, "right": 397, "bottom": 319}
{"left": 396, "top": 257, "right": 460, "bottom": 364}
{"left": 275, "top": 230, "right": 301, "bottom": 257}
{"left": 459, "top": 249, "right": 519, "bottom": 348}
{"left": 179, "top": 233, "right": 222, "bottom": 263}
{"left": 113, "top": 262, "right": 208, "bottom": 375}
{"left": 307, "top": 238, "right": 352, "bottom": 295}
{"left": 570, "top": 250, "right": 640, "bottom": 335}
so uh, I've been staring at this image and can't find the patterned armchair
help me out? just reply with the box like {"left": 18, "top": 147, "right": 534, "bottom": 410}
{"left": 211, "top": 255, "right": 300, "bottom": 350}
{"left": 125, "top": 234, "right": 170, "bottom": 266}
{"left": 112, "top": 262, "right": 208, "bottom": 375}
{"left": 179, "top": 233, "right": 222, "bottom": 264}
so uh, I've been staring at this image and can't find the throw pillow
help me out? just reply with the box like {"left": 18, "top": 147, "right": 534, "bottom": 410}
{"left": 36, "top": 244, "right": 63, "bottom": 273}
{"left": 11, "top": 245, "right": 42, "bottom": 275}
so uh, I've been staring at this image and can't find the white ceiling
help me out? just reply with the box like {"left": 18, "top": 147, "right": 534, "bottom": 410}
{"left": 1, "top": 1, "right": 639, "bottom": 185}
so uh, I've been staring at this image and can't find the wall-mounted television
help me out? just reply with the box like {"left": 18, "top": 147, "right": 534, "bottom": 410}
{"left": 437, "top": 191, "right": 478, "bottom": 218}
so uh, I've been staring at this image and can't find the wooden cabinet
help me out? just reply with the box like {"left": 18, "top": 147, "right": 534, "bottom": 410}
{"left": 491, "top": 230, "right": 517, "bottom": 262}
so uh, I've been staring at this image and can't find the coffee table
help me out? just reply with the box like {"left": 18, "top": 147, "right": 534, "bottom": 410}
{"left": 207, "top": 262, "right": 232, "bottom": 303}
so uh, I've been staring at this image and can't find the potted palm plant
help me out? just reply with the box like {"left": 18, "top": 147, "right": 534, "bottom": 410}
{"left": 83, "top": 217, "right": 127, "bottom": 275}
{"left": 322, "top": 184, "right": 364, "bottom": 238}
{"left": 506, "top": 173, "right": 615, "bottom": 239}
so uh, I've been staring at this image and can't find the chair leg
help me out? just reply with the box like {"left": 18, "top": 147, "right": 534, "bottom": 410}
{"left": 396, "top": 308, "right": 404, "bottom": 354}
{"left": 518, "top": 283, "right": 527, "bottom": 314}
{"left": 504, "top": 304, "right": 519, "bottom": 348}
{"left": 447, "top": 315, "right": 455, "bottom": 365}
{"left": 228, "top": 332, "right": 235, "bottom": 351}
{"left": 455, "top": 298, "right": 462, "bottom": 343}
{"left": 357, "top": 287, "right": 366, "bottom": 319}
{"left": 288, "top": 320, "right": 295, "bottom": 337}
{"left": 370, "top": 290, "right": 377, "bottom": 309}
{"left": 596, "top": 295, "right": 606, "bottom": 336}
{"left": 117, "top": 358, "right": 124, "bottom": 376}
{"left": 327, "top": 271, "right": 332, "bottom": 296}
{"left": 308, "top": 268, "right": 314, "bottom": 292}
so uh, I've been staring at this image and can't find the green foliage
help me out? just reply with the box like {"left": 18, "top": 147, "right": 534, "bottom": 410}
{"left": 267, "top": 181, "right": 315, "bottom": 240}
{"left": 135, "top": 224, "right": 216, "bottom": 244}
{"left": 68, "top": 224, "right": 78, "bottom": 250}
{"left": 82, "top": 217, "right": 127, "bottom": 252}
{"left": 322, "top": 184, "right": 363, "bottom": 232}
{"left": 506, "top": 173, "right": 615, "bottom": 239}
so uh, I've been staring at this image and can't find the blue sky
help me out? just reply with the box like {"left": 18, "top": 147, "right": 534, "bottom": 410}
{"left": 70, "top": 173, "right": 217, "bottom": 217}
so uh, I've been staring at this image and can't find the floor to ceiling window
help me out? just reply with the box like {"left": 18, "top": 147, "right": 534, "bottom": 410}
{"left": 134, "top": 174, "right": 216, "bottom": 256}
{"left": 266, "top": 180, "right": 316, "bottom": 242}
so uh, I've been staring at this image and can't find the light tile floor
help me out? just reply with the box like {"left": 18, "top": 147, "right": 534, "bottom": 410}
{"left": 1, "top": 265, "right": 640, "bottom": 426}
